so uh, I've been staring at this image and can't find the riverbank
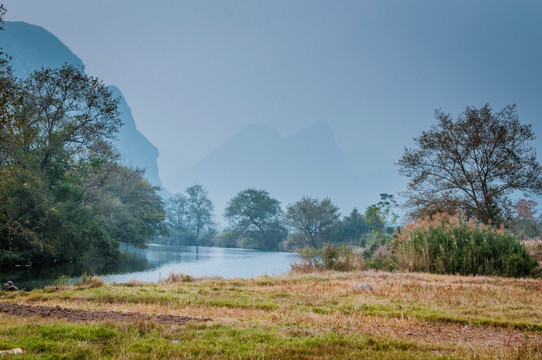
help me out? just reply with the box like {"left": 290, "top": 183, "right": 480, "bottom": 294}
{"left": 0, "top": 246, "right": 299, "bottom": 291}
{"left": 1, "top": 270, "right": 541, "bottom": 359}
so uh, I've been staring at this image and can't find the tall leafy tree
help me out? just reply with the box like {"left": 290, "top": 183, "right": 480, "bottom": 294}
{"left": 397, "top": 104, "right": 542, "bottom": 224}
{"left": 88, "top": 164, "right": 167, "bottom": 248}
{"left": 285, "top": 197, "right": 340, "bottom": 248}
{"left": 0, "top": 6, "right": 26, "bottom": 169}
{"left": 338, "top": 208, "right": 368, "bottom": 246}
{"left": 22, "top": 64, "right": 120, "bottom": 174}
{"left": 224, "top": 189, "right": 286, "bottom": 250}
{"left": 0, "top": 53, "right": 166, "bottom": 265}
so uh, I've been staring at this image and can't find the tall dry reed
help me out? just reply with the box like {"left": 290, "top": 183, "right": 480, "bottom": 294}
{"left": 393, "top": 213, "right": 537, "bottom": 277}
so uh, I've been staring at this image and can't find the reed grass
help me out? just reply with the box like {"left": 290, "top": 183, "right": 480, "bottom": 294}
{"left": 393, "top": 213, "right": 537, "bottom": 277}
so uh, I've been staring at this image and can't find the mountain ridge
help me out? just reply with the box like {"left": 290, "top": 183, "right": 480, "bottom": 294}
{"left": 1, "top": 21, "right": 167, "bottom": 192}
{"left": 178, "top": 121, "right": 363, "bottom": 219}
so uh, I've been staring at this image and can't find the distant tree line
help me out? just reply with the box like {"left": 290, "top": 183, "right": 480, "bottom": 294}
{"left": 160, "top": 187, "right": 400, "bottom": 252}
{"left": 158, "top": 103, "right": 542, "bottom": 278}
{"left": 0, "top": 9, "right": 166, "bottom": 267}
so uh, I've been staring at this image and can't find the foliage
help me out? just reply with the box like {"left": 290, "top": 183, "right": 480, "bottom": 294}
{"left": 397, "top": 104, "right": 542, "bottom": 225}
{"left": 163, "top": 193, "right": 195, "bottom": 245}
{"left": 362, "top": 239, "right": 396, "bottom": 271}
{"left": 0, "top": 52, "right": 165, "bottom": 265}
{"left": 336, "top": 208, "right": 368, "bottom": 246}
{"left": 224, "top": 189, "right": 286, "bottom": 250}
{"left": 522, "top": 238, "right": 542, "bottom": 270}
{"left": 185, "top": 184, "right": 214, "bottom": 245}
{"left": 393, "top": 212, "right": 538, "bottom": 277}
{"left": 0, "top": 5, "right": 9, "bottom": 73}
{"left": 77, "top": 273, "right": 105, "bottom": 288}
{"left": 88, "top": 164, "right": 167, "bottom": 248}
{"left": 510, "top": 199, "right": 541, "bottom": 239}
{"left": 162, "top": 185, "right": 215, "bottom": 247}
{"left": 285, "top": 196, "right": 340, "bottom": 248}
{"left": 292, "top": 243, "right": 360, "bottom": 272}
{"left": 53, "top": 274, "right": 71, "bottom": 287}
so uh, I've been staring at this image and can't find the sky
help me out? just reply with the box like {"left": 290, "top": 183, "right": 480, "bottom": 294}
{"left": 2, "top": 0, "right": 542, "bottom": 208}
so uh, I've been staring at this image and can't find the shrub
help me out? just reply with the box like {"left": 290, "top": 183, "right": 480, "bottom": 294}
{"left": 393, "top": 213, "right": 537, "bottom": 277}
{"left": 291, "top": 244, "right": 362, "bottom": 272}
{"left": 78, "top": 273, "right": 105, "bottom": 288}
{"left": 163, "top": 272, "right": 194, "bottom": 283}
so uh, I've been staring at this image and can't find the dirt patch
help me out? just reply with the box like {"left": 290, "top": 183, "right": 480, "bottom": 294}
{"left": 0, "top": 302, "right": 210, "bottom": 325}
{"left": 390, "top": 322, "right": 542, "bottom": 348}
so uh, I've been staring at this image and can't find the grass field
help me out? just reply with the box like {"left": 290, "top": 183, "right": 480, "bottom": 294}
{"left": 0, "top": 270, "right": 541, "bottom": 359}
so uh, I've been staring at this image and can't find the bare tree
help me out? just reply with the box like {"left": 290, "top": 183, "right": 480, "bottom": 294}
{"left": 185, "top": 184, "right": 214, "bottom": 246}
{"left": 397, "top": 104, "right": 542, "bottom": 224}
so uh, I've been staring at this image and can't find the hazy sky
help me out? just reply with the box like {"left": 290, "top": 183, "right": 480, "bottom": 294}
{"left": 2, "top": 0, "right": 542, "bottom": 199}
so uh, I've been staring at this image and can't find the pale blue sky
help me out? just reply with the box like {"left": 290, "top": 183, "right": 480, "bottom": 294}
{"left": 2, "top": 0, "right": 541, "bottom": 207}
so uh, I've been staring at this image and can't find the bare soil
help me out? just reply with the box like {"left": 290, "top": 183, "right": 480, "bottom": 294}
{"left": 0, "top": 302, "right": 210, "bottom": 325}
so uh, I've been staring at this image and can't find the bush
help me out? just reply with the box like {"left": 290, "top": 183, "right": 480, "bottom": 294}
{"left": 163, "top": 272, "right": 194, "bottom": 283}
{"left": 393, "top": 213, "right": 537, "bottom": 277}
{"left": 78, "top": 273, "right": 105, "bottom": 288}
{"left": 291, "top": 244, "right": 362, "bottom": 272}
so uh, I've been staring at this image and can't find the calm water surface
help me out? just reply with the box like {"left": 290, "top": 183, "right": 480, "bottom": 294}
{"left": 0, "top": 245, "right": 299, "bottom": 290}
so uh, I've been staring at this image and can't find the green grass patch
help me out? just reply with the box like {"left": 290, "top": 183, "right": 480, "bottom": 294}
{"left": 0, "top": 317, "right": 457, "bottom": 359}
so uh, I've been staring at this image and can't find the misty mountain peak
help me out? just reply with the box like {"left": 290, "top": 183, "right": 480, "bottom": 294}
{"left": 233, "top": 123, "right": 280, "bottom": 141}
{"left": 1, "top": 21, "right": 83, "bottom": 77}
{"left": 291, "top": 120, "right": 335, "bottom": 142}
{"left": 2, "top": 21, "right": 166, "bottom": 191}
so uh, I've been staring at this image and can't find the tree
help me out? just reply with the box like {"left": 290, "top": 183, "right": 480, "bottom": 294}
{"left": 224, "top": 189, "right": 286, "bottom": 250}
{"left": 163, "top": 185, "right": 214, "bottom": 247}
{"left": 166, "top": 193, "right": 192, "bottom": 232}
{"left": 365, "top": 193, "right": 399, "bottom": 239}
{"left": 0, "top": 6, "right": 25, "bottom": 169}
{"left": 511, "top": 199, "right": 541, "bottom": 238}
{"left": 338, "top": 208, "right": 369, "bottom": 246}
{"left": 0, "top": 5, "right": 5, "bottom": 30}
{"left": 0, "top": 53, "right": 166, "bottom": 265}
{"left": 397, "top": 104, "right": 542, "bottom": 224}
{"left": 285, "top": 197, "right": 340, "bottom": 248}
{"left": 89, "top": 164, "right": 167, "bottom": 249}
{"left": 185, "top": 184, "right": 214, "bottom": 246}
{"left": 22, "top": 64, "right": 120, "bottom": 174}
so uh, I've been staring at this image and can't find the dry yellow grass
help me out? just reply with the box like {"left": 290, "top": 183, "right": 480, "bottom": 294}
{"left": 2, "top": 270, "right": 541, "bottom": 359}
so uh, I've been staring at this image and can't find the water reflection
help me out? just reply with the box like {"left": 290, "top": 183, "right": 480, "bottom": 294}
{"left": 0, "top": 245, "right": 298, "bottom": 290}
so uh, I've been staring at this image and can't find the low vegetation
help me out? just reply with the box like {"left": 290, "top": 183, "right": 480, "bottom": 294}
{"left": 1, "top": 270, "right": 541, "bottom": 359}
{"left": 393, "top": 213, "right": 538, "bottom": 277}
{"left": 292, "top": 212, "right": 540, "bottom": 278}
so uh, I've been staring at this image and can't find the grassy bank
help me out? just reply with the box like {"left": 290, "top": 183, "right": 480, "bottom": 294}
{"left": 1, "top": 271, "right": 541, "bottom": 359}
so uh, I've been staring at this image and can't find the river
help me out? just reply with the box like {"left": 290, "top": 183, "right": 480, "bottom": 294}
{"left": 0, "top": 245, "right": 300, "bottom": 290}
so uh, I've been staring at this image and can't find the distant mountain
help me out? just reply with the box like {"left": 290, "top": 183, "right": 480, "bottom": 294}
{"left": 178, "top": 121, "right": 366, "bottom": 219}
{"left": 0, "top": 21, "right": 166, "bottom": 192}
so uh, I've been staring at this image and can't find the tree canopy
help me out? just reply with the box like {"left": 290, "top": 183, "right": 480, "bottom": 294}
{"left": 164, "top": 184, "right": 215, "bottom": 247}
{"left": 285, "top": 197, "right": 340, "bottom": 248}
{"left": 397, "top": 104, "right": 542, "bottom": 224}
{"left": 224, "top": 189, "right": 286, "bottom": 250}
{"left": 0, "top": 53, "right": 165, "bottom": 266}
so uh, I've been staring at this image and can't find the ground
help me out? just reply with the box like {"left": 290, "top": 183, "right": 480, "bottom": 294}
{"left": 0, "top": 270, "right": 541, "bottom": 359}
{"left": 0, "top": 302, "right": 209, "bottom": 325}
